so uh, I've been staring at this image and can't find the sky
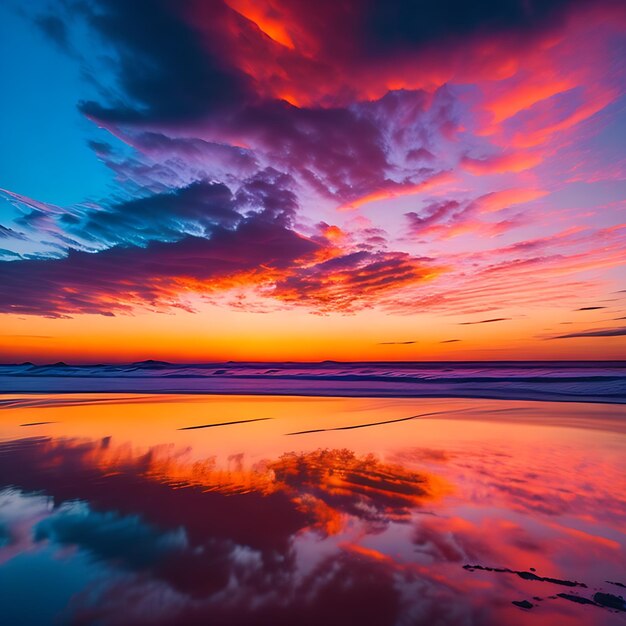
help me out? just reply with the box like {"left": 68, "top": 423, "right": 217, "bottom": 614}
{"left": 0, "top": 0, "right": 625, "bottom": 363}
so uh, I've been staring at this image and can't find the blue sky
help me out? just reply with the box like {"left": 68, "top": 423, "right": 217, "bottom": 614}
{"left": 0, "top": 2, "right": 113, "bottom": 208}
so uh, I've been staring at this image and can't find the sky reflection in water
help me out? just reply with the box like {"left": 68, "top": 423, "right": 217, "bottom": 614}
{"left": 0, "top": 394, "right": 625, "bottom": 625}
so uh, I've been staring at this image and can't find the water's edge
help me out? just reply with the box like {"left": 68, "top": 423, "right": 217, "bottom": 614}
{"left": 2, "top": 361, "right": 625, "bottom": 403}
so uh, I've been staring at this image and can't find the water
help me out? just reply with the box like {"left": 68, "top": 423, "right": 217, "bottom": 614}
{"left": 0, "top": 393, "right": 624, "bottom": 624}
{"left": 1, "top": 360, "right": 625, "bottom": 403}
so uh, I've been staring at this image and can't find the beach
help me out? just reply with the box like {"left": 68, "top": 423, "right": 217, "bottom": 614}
{"left": 1, "top": 393, "right": 624, "bottom": 625}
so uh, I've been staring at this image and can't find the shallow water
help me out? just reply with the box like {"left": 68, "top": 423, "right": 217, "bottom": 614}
{"left": 0, "top": 394, "right": 624, "bottom": 625}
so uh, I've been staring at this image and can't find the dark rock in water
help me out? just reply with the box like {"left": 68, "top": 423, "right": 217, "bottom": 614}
{"left": 512, "top": 600, "right": 533, "bottom": 609}
{"left": 557, "top": 593, "right": 596, "bottom": 605}
{"left": 593, "top": 592, "right": 626, "bottom": 611}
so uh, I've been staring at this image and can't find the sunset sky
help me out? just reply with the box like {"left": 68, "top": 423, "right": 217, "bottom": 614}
{"left": 1, "top": 0, "right": 625, "bottom": 363}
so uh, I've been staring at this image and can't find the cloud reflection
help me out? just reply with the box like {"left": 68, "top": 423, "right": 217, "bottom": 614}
{"left": 0, "top": 432, "right": 623, "bottom": 625}
{"left": 0, "top": 436, "right": 451, "bottom": 625}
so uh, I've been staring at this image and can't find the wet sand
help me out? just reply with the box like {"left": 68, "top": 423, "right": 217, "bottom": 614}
{"left": 0, "top": 394, "right": 624, "bottom": 625}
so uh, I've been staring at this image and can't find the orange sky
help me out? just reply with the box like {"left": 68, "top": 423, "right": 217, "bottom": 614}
{"left": 2, "top": 299, "right": 624, "bottom": 363}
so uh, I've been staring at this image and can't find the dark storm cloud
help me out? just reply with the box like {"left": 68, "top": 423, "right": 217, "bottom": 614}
{"left": 361, "top": 0, "right": 581, "bottom": 54}
{"left": 78, "top": 0, "right": 252, "bottom": 124}
{"left": 68, "top": 0, "right": 587, "bottom": 127}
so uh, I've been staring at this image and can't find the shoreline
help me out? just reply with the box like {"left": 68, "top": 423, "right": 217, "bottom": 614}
{"left": 1, "top": 381, "right": 624, "bottom": 405}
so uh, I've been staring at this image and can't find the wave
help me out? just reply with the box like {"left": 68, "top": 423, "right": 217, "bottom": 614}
{"left": 1, "top": 361, "right": 625, "bottom": 403}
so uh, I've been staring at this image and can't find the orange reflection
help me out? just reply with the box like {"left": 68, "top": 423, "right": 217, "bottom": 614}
{"left": 2, "top": 436, "right": 448, "bottom": 537}
{"left": 0, "top": 394, "right": 624, "bottom": 625}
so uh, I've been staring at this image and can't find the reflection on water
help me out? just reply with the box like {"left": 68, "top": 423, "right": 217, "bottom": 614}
{"left": 0, "top": 394, "right": 624, "bottom": 625}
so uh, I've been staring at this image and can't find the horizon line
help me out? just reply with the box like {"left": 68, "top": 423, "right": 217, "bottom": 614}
{"left": 2, "top": 358, "right": 626, "bottom": 367}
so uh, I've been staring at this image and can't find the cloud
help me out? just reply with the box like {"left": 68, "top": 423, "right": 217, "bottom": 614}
{"left": 440, "top": 339, "right": 461, "bottom": 343}
{"left": 0, "top": 215, "right": 320, "bottom": 317}
{"left": 270, "top": 250, "right": 440, "bottom": 312}
{"left": 63, "top": 0, "right": 603, "bottom": 119}
{"left": 0, "top": 225, "right": 27, "bottom": 241}
{"left": 460, "top": 151, "right": 544, "bottom": 175}
{"left": 0, "top": 206, "right": 440, "bottom": 316}
{"left": 406, "top": 200, "right": 463, "bottom": 234}
{"left": 358, "top": 0, "right": 584, "bottom": 54}
{"left": 550, "top": 326, "right": 626, "bottom": 339}
{"left": 34, "top": 14, "right": 73, "bottom": 53}
{"left": 473, "top": 188, "right": 548, "bottom": 214}
{"left": 78, "top": 0, "right": 252, "bottom": 124}
{"left": 459, "top": 318, "right": 511, "bottom": 325}
{"left": 7, "top": 0, "right": 625, "bottom": 323}
{"left": 576, "top": 306, "right": 606, "bottom": 311}
{"left": 378, "top": 340, "right": 417, "bottom": 345}
{"left": 405, "top": 192, "right": 530, "bottom": 241}
{"left": 386, "top": 223, "right": 626, "bottom": 317}
{"left": 61, "top": 181, "right": 241, "bottom": 247}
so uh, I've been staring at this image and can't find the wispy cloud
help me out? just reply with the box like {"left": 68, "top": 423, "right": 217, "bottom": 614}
{"left": 549, "top": 327, "right": 626, "bottom": 339}
{"left": 458, "top": 318, "right": 511, "bottom": 325}
{"left": 378, "top": 340, "right": 417, "bottom": 345}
